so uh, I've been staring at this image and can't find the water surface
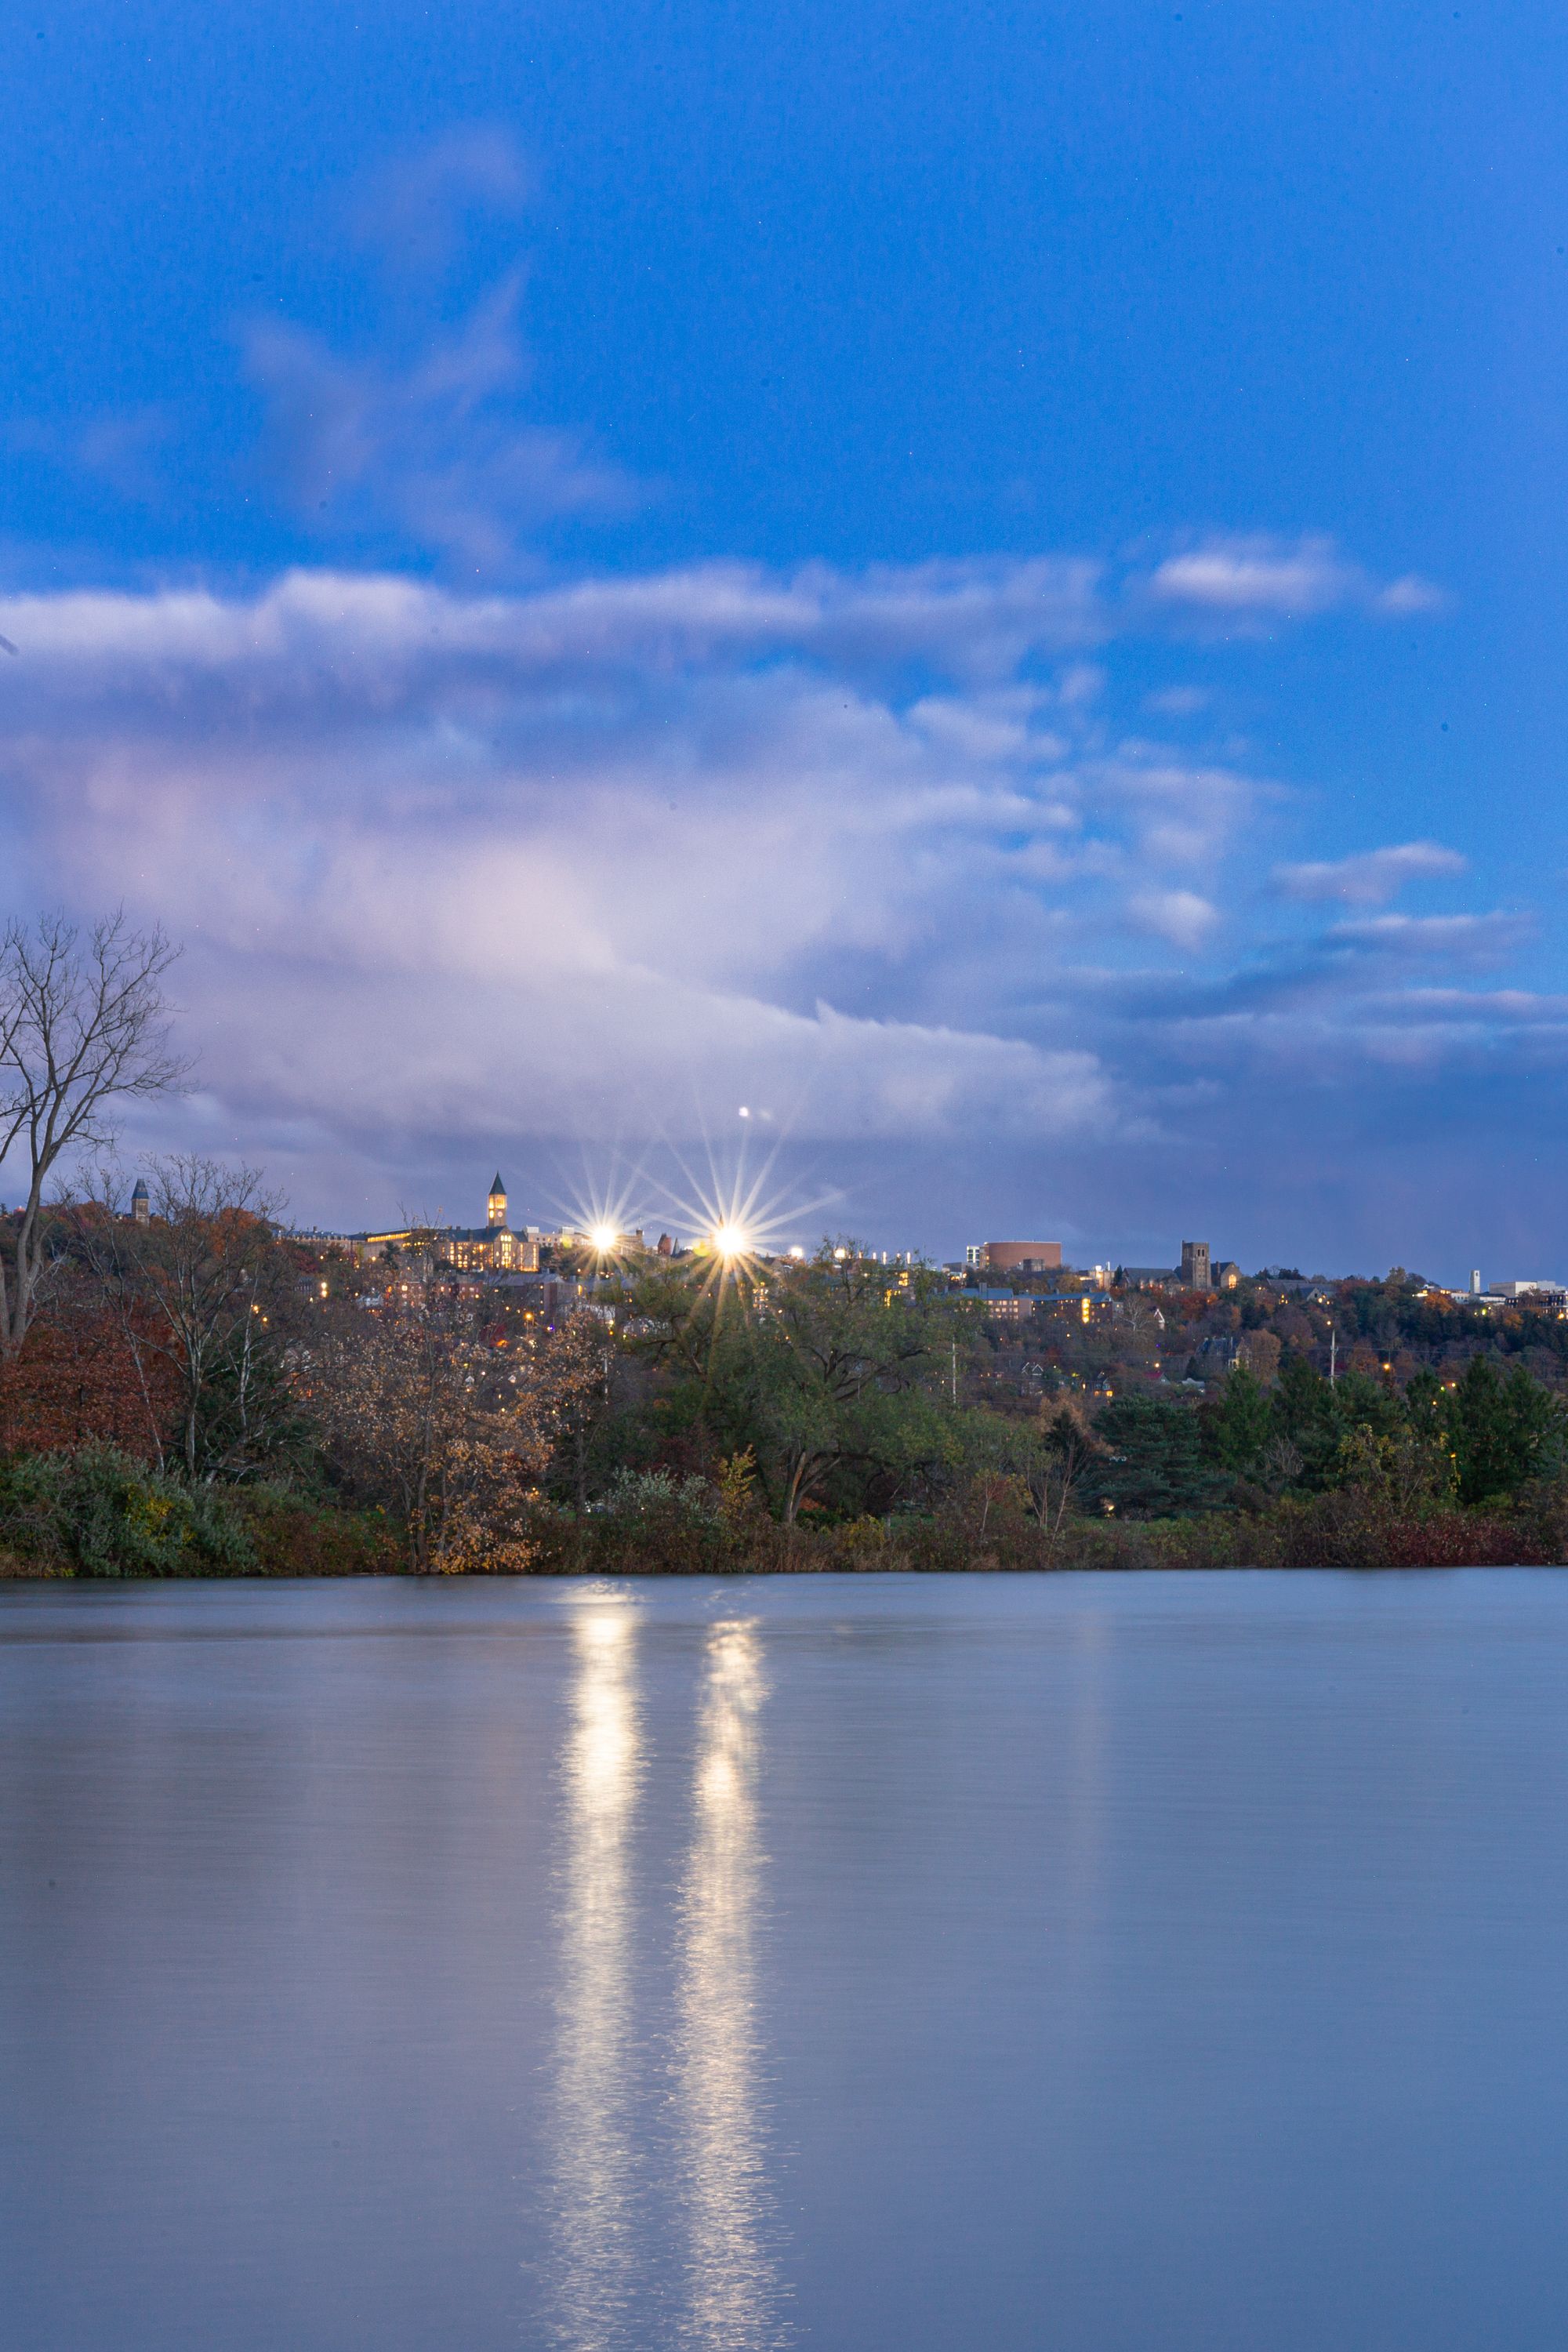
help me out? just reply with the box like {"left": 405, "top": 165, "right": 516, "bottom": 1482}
{"left": 4, "top": 1570, "right": 1568, "bottom": 2350}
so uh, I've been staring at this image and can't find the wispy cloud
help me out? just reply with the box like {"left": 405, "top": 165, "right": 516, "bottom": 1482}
{"left": 7, "top": 407, "right": 172, "bottom": 506}
{"left": 1375, "top": 574, "right": 1449, "bottom": 616}
{"left": 1146, "top": 533, "right": 1443, "bottom": 623}
{"left": 1272, "top": 840, "right": 1467, "bottom": 906}
{"left": 245, "top": 277, "right": 633, "bottom": 567}
{"left": 348, "top": 125, "right": 530, "bottom": 272}
{"left": 1127, "top": 890, "right": 1220, "bottom": 951}
{"left": 1327, "top": 911, "right": 1529, "bottom": 964}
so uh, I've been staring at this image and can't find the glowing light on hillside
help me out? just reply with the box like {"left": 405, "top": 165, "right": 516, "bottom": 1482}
{"left": 653, "top": 1123, "right": 837, "bottom": 1313}
{"left": 551, "top": 1154, "right": 655, "bottom": 1268}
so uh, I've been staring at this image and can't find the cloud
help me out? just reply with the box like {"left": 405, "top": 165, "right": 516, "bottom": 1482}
{"left": 245, "top": 278, "right": 633, "bottom": 566}
{"left": 1147, "top": 534, "right": 1443, "bottom": 624}
{"left": 1327, "top": 911, "right": 1529, "bottom": 964}
{"left": 1127, "top": 890, "right": 1220, "bottom": 950}
{"left": 0, "top": 562, "right": 1138, "bottom": 1171}
{"left": 1375, "top": 574, "right": 1449, "bottom": 616}
{"left": 0, "top": 557, "right": 1105, "bottom": 688}
{"left": 0, "top": 557, "right": 1529, "bottom": 1228}
{"left": 7, "top": 408, "right": 171, "bottom": 506}
{"left": 350, "top": 126, "right": 530, "bottom": 271}
{"left": 1151, "top": 534, "right": 1356, "bottom": 615}
{"left": 1272, "top": 840, "right": 1467, "bottom": 906}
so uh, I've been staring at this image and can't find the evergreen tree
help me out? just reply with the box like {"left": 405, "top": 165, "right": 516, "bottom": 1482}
{"left": 1088, "top": 1396, "right": 1225, "bottom": 1518}
{"left": 1203, "top": 1365, "right": 1272, "bottom": 1481}
{"left": 1446, "top": 1356, "right": 1564, "bottom": 1506}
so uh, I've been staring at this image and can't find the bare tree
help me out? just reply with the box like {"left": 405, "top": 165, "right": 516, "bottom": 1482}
{"left": 0, "top": 912, "right": 184, "bottom": 1358}
{"left": 1017, "top": 1403, "right": 1103, "bottom": 1555}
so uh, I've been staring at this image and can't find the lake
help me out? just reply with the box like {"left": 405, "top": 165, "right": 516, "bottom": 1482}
{"left": 4, "top": 1570, "right": 1568, "bottom": 2350}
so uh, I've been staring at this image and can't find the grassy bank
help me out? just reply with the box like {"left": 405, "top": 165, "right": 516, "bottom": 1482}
{"left": 517, "top": 1489, "right": 1564, "bottom": 1573}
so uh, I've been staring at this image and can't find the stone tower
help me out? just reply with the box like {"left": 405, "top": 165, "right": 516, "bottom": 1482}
{"left": 487, "top": 1173, "right": 508, "bottom": 1229}
{"left": 1180, "top": 1240, "right": 1212, "bottom": 1291}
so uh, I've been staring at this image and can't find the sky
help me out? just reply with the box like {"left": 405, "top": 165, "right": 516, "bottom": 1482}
{"left": 1, "top": 1, "right": 1564, "bottom": 1277}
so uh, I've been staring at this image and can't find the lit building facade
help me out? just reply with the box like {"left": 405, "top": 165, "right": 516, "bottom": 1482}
{"left": 441, "top": 1175, "right": 539, "bottom": 1272}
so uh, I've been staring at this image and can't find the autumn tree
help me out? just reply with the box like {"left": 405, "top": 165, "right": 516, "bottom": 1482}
{"left": 307, "top": 1291, "right": 600, "bottom": 1570}
{"left": 536, "top": 1309, "right": 619, "bottom": 1508}
{"left": 81, "top": 1158, "right": 303, "bottom": 1482}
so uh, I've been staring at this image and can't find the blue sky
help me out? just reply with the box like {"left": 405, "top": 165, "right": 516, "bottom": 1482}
{"left": 0, "top": 1, "right": 1563, "bottom": 1276}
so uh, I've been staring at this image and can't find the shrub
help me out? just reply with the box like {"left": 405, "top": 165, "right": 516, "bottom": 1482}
{"left": 235, "top": 1486, "right": 401, "bottom": 1577}
{"left": 0, "top": 1446, "right": 256, "bottom": 1577}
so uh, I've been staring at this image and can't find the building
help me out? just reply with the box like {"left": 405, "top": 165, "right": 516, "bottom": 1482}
{"left": 441, "top": 1176, "right": 539, "bottom": 1273}
{"left": 1180, "top": 1241, "right": 1212, "bottom": 1291}
{"left": 982, "top": 1240, "right": 1062, "bottom": 1274}
{"left": 489, "top": 1272, "right": 588, "bottom": 1322}
{"left": 959, "top": 1289, "right": 1039, "bottom": 1322}
{"left": 1494, "top": 1281, "right": 1568, "bottom": 1309}
{"left": 332, "top": 1174, "right": 540, "bottom": 1274}
{"left": 129, "top": 1178, "right": 150, "bottom": 1227}
{"left": 1212, "top": 1260, "right": 1240, "bottom": 1290}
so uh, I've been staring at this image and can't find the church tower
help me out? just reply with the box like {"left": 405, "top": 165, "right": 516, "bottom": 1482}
{"left": 487, "top": 1173, "right": 508, "bottom": 1230}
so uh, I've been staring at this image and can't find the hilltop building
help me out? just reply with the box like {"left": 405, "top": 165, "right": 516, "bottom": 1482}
{"left": 327, "top": 1174, "right": 540, "bottom": 1273}
{"left": 437, "top": 1174, "right": 538, "bottom": 1272}
{"left": 1180, "top": 1241, "right": 1212, "bottom": 1291}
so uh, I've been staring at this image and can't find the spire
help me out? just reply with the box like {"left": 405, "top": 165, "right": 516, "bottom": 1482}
{"left": 491, "top": 1172, "right": 505, "bottom": 1196}
{"left": 487, "top": 1172, "right": 508, "bottom": 1229}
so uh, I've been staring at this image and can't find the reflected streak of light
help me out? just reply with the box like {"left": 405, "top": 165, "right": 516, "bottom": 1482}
{"left": 550, "top": 1599, "right": 644, "bottom": 2350}
{"left": 677, "top": 1620, "right": 786, "bottom": 2350}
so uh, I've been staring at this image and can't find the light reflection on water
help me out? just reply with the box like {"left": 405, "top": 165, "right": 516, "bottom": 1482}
{"left": 676, "top": 1620, "right": 785, "bottom": 2351}
{"left": 549, "top": 1598, "right": 645, "bottom": 2350}
{"left": 546, "top": 1603, "right": 787, "bottom": 2352}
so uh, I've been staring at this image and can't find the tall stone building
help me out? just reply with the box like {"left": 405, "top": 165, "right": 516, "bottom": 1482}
{"left": 1180, "top": 1240, "right": 1212, "bottom": 1291}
